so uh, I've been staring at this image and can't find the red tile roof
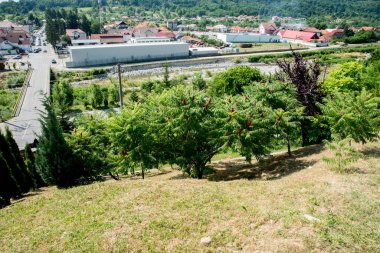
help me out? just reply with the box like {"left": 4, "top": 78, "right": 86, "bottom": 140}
{"left": 279, "top": 30, "right": 319, "bottom": 42}
{"left": 66, "top": 29, "right": 85, "bottom": 37}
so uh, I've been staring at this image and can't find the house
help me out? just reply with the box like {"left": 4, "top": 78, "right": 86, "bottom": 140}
{"left": 302, "top": 27, "right": 324, "bottom": 37}
{"left": 362, "top": 26, "right": 377, "bottom": 31}
{"left": 278, "top": 30, "right": 319, "bottom": 42}
{"left": 90, "top": 34, "right": 125, "bottom": 44}
{"left": 66, "top": 29, "right": 87, "bottom": 40}
{"left": 179, "top": 36, "right": 204, "bottom": 45}
{"left": 0, "top": 20, "right": 19, "bottom": 31}
{"left": 132, "top": 22, "right": 159, "bottom": 38}
{"left": 259, "top": 22, "right": 277, "bottom": 35}
{"left": 114, "top": 21, "right": 128, "bottom": 29}
{"left": 319, "top": 29, "right": 345, "bottom": 43}
{"left": 166, "top": 20, "right": 178, "bottom": 31}
{"left": 0, "top": 29, "right": 33, "bottom": 52}
{"left": 213, "top": 24, "right": 228, "bottom": 33}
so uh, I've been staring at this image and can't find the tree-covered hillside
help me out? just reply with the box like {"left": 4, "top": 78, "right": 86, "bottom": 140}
{"left": 0, "top": 0, "right": 379, "bottom": 25}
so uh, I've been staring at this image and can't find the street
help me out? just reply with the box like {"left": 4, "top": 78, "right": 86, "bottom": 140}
{"left": 0, "top": 27, "right": 54, "bottom": 149}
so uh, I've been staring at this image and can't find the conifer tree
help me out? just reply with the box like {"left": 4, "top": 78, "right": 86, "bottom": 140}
{"left": 0, "top": 131, "right": 25, "bottom": 195}
{"left": 35, "top": 97, "right": 83, "bottom": 188}
{"left": 24, "top": 144, "right": 44, "bottom": 189}
{"left": 0, "top": 154, "right": 19, "bottom": 207}
{"left": 5, "top": 128, "right": 34, "bottom": 191}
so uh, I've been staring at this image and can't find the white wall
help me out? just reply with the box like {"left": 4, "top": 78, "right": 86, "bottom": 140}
{"left": 67, "top": 42, "right": 189, "bottom": 67}
{"left": 216, "top": 33, "right": 280, "bottom": 43}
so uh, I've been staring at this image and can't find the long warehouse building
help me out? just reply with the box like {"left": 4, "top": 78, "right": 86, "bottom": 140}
{"left": 66, "top": 42, "right": 190, "bottom": 67}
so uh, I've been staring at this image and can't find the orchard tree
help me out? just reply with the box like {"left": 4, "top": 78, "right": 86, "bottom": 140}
{"left": 244, "top": 82, "right": 304, "bottom": 156}
{"left": 321, "top": 89, "right": 380, "bottom": 144}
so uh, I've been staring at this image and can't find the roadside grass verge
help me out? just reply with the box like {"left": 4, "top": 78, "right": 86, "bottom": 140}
{"left": 1, "top": 141, "right": 378, "bottom": 252}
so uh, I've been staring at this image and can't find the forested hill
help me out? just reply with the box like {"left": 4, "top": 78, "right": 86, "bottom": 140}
{"left": 1, "top": 0, "right": 379, "bottom": 24}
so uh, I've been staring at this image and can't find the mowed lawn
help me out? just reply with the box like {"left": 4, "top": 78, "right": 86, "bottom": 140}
{"left": 0, "top": 142, "right": 379, "bottom": 252}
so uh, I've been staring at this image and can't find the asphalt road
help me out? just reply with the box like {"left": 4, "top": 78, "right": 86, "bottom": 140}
{"left": 0, "top": 32, "right": 55, "bottom": 149}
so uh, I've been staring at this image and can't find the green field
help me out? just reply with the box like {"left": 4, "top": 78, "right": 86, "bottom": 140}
{"left": 0, "top": 141, "right": 379, "bottom": 252}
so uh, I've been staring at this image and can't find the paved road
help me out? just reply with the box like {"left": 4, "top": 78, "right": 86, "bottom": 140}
{"left": 0, "top": 35, "right": 54, "bottom": 149}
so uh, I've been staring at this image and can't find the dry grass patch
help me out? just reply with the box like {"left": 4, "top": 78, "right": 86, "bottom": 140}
{"left": 0, "top": 141, "right": 379, "bottom": 252}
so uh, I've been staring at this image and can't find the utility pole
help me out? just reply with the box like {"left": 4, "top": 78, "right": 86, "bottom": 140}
{"left": 117, "top": 63, "right": 124, "bottom": 108}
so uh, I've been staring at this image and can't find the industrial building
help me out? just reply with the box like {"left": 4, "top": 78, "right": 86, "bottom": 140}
{"left": 66, "top": 42, "right": 190, "bottom": 67}
{"left": 216, "top": 33, "right": 280, "bottom": 43}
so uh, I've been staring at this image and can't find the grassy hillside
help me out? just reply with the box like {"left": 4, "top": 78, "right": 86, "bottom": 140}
{"left": 0, "top": 141, "right": 379, "bottom": 252}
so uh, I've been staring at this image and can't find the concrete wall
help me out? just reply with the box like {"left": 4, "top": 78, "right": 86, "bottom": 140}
{"left": 217, "top": 33, "right": 280, "bottom": 43}
{"left": 66, "top": 42, "right": 189, "bottom": 67}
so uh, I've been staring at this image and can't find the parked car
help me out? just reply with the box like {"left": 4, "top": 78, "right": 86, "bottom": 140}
{"left": 20, "top": 52, "right": 28, "bottom": 56}
{"left": 51, "top": 59, "right": 57, "bottom": 64}
{"left": 43, "top": 49, "right": 47, "bottom": 53}
{"left": 13, "top": 55, "right": 22, "bottom": 59}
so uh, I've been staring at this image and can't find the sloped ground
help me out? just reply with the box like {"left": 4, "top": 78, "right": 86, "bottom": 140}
{"left": 0, "top": 141, "right": 379, "bottom": 252}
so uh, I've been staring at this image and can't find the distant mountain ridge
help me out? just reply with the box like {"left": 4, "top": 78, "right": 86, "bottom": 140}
{"left": 1, "top": 0, "right": 379, "bottom": 25}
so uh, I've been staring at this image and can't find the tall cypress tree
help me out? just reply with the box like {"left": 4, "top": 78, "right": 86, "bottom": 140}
{"left": 24, "top": 144, "right": 45, "bottom": 188}
{"left": 35, "top": 97, "right": 83, "bottom": 188}
{"left": 0, "top": 131, "right": 24, "bottom": 196}
{"left": 5, "top": 128, "right": 34, "bottom": 191}
{"left": 0, "top": 154, "right": 19, "bottom": 207}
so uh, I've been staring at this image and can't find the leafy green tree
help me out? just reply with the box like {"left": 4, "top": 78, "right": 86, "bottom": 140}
{"left": 209, "top": 66, "right": 264, "bottom": 96}
{"left": 324, "top": 62, "right": 366, "bottom": 91}
{"left": 323, "top": 139, "right": 363, "bottom": 173}
{"left": 192, "top": 73, "right": 206, "bottom": 91}
{"left": 5, "top": 128, "right": 34, "bottom": 191}
{"left": 89, "top": 83, "right": 103, "bottom": 108}
{"left": 67, "top": 113, "right": 110, "bottom": 181}
{"left": 79, "top": 14, "right": 91, "bottom": 35}
{"left": 53, "top": 80, "right": 74, "bottom": 116}
{"left": 130, "top": 90, "right": 139, "bottom": 103}
{"left": 163, "top": 63, "right": 171, "bottom": 88}
{"left": 244, "top": 82, "right": 304, "bottom": 156}
{"left": 0, "top": 154, "right": 19, "bottom": 207}
{"left": 321, "top": 89, "right": 380, "bottom": 144}
{"left": 108, "top": 82, "right": 120, "bottom": 106}
{"left": 36, "top": 97, "right": 83, "bottom": 188}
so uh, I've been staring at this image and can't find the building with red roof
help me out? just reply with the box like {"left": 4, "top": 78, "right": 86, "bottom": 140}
{"left": 278, "top": 30, "right": 319, "bottom": 42}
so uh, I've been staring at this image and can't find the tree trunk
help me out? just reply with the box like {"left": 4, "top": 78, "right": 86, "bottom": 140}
{"left": 286, "top": 132, "right": 292, "bottom": 157}
{"left": 109, "top": 172, "right": 119, "bottom": 180}
{"left": 141, "top": 167, "right": 145, "bottom": 180}
{"left": 301, "top": 123, "right": 307, "bottom": 147}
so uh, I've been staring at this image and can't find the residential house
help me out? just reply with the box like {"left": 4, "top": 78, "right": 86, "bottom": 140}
{"left": 66, "top": 29, "right": 87, "bottom": 40}
{"left": 213, "top": 24, "right": 228, "bottom": 33}
{"left": 259, "top": 22, "right": 278, "bottom": 35}
{"left": 0, "top": 29, "right": 33, "bottom": 52}
{"left": 114, "top": 21, "right": 128, "bottom": 29}
{"left": 166, "top": 20, "right": 178, "bottom": 31}
{"left": 132, "top": 22, "right": 159, "bottom": 38}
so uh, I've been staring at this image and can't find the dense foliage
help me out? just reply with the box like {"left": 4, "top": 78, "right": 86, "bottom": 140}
{"left": 1, "top": 0, "right": 379, "bottom": 26}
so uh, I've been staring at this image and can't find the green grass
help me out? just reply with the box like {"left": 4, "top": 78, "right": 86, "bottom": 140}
{"left": 1, "top": 141, "right": 379, "bottom": 252}
{"left": 0, "top": 90, "right": 19, "bottom": 121}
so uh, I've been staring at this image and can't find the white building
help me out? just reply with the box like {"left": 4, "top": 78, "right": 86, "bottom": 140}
{"left": 130, "top": 37, "right": 171, "bottom": 43}
{"left": 71, "top": 39, "right": 100, "bottom": 46}
{"left": 189, "top": 47, "right": 218, "bottom": 56}
{"left": 66, "top": 42, "right": 189, "bottom": 68}
{"left": 216, "top": 33, "right": 280, "bottom": 43}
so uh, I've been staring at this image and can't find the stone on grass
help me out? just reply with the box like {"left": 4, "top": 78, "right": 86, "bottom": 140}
{"left": 200, "top": 236, "right": 212, "bottom": 245}
{"left": 303, "top": 214, "right": 321, "bottom": 222}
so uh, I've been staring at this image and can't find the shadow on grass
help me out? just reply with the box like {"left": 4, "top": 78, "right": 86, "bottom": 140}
{"left": 361, "top": 145, "right": 380, "bottom": 159}
{"left": 207, "top": 144, "right": 325, "bottom": 182}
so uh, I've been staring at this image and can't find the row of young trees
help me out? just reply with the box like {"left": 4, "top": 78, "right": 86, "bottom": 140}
{"left": 2, "top": 49, "right": 378, "bottom": 200}
{"left": 0, "top": 129, "right": 43, "bottom": 207}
